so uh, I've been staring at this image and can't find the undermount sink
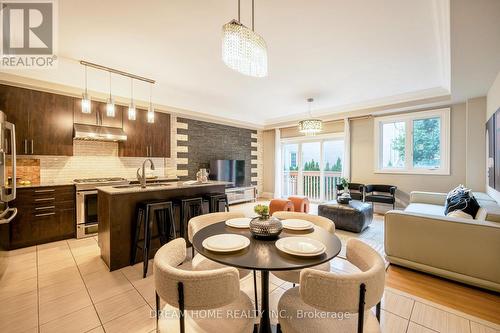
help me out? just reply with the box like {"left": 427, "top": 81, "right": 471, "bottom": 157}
{"left": 112, "top": 183, "right": 172, "bottom": 189}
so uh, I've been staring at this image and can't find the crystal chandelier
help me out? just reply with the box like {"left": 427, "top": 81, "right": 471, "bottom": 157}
{"left": 222, "top": 0, "right": 268, "bottom": 77}
{"left": 299, "top": 98, "right": 323, "bottom": 135}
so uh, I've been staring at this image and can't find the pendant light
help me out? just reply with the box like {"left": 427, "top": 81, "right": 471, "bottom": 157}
{"left": 298, "top": 98, "right": 323, "bottom": 135}
{"left": 147, "top": 83, "right": 154, "bottom": 123}
{"left": 106, "top": 72, "right": 115, "bottom": 117}
{"left": 81, "top": 65, "right": 91, "bottom": 113}
{"left": 128, "top": 78, "right": 136, "bottom": 120}
{"left": 222, "top": 0, "right": 268, "bottom": 77}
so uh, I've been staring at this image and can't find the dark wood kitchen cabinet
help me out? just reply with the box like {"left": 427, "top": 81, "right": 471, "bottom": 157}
{"left": 6, "top": 185, "right": 76, "bottom": 249}
{"left": 0, "top": 84, "right": 74, "bottom": 156}
{"left": 73, "top": 98, "right": 124, "bottom": 128}
{"left": 119, "top": 108, "right": 170, "bottom": 158}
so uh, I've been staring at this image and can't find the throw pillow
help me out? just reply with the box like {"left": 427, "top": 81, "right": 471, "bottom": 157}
{"left": 445, "top": 185, "right": 480, "bottom": 217}
{"left": 475, "top": 207, "right": 488, "bottom": 220}
{"left": 447, "top": 210, "right": 473, "bottom": 219}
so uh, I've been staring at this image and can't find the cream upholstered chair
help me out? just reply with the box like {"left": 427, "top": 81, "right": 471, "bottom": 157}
{"left": 271, "top": 211, "right": 335, "bottom": 284}
{"left": 187, "top": 212, "right": 251, "bottom": 278}
{"left": 154, "top": 238, "right": 255, "bottom": 333}
{"left": 187, "top": 211, "right": 245, "bottom": 256}
{"left": 277, "top": 238, "right": 385, "bottom": 333}
{"left": 187, "top": 212, "right": 258, "bottom": 311}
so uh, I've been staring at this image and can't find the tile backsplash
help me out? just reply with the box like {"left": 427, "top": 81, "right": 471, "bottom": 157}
{"left": 18, "top": 140, "right": 176, "bottom": 184}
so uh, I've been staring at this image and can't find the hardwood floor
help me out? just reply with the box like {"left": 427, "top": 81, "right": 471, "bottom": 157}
{"left": 386, "top": 264, "right": 500, "bottom": 325}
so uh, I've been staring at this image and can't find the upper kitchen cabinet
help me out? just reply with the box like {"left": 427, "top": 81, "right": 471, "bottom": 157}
{"left": 0, "top": 84, "right": 74, "bottom": 156}
{"left": 149, "top": 110, "right": 170, "bottom": 158}
{"left": 119, "top": 108, "right": 170, "bottom": 158}
{"left": 73, "top": 98, "right": 123, "bottom": 128}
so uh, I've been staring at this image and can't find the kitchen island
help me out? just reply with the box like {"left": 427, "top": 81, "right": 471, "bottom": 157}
{"left": 97, "top": 181, "right": 228, "bottom": 271}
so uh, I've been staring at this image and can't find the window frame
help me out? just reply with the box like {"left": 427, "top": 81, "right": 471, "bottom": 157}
{"left": 374, "top": 108, "right": 450, "bottom": 175}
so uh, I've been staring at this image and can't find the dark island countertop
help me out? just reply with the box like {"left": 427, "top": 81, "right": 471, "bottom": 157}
{"left": 97, "top": 181, "right": 229, "bottom": 270}
{"left": 96, "top": 180, "right": 231, "bottom": 195}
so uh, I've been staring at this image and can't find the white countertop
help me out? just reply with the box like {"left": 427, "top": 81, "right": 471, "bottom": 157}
{"left": 96, "top": 180, "right": 231, "bottom": 195}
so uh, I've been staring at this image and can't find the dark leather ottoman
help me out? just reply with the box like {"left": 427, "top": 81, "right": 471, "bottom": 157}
{"left": 318, "top": 200, "right": 373, "bottom": 233}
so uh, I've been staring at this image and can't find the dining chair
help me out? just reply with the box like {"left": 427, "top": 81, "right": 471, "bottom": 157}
{"left": 154, "top": 238, "right": 255, "bottom": 333}
{"left": 187, "top": 212, "right": 259, "bottom": 311}
{"left": 271, "top": 211, "right": 335, "bottom": 285}
{"left": 277, "top": 238, "right": 385, "bottom": 333}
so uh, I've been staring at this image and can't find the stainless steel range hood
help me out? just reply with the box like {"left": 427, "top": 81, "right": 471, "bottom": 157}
{"left": 73, "top": 124, "right": 127, "bottom": 142}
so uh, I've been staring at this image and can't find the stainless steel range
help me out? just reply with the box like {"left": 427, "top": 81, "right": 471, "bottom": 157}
{"left": 74, "top": 177, "right": 129, "bottom": 238}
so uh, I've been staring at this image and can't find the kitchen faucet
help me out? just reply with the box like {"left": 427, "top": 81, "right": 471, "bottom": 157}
{"left": 137, "top": 159, "right": 155, "bottom": 188}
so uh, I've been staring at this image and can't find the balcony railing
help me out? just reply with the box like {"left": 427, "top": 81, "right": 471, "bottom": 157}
{"left": 283, "top": 171, "right": 342, "bottom": 202}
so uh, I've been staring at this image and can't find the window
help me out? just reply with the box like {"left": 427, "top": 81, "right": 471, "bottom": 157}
{"left": 290, "top": 152, "right": 297, "bottom": 169}
{"left": 374, "top": 108, "right": 450, "bottom": 174}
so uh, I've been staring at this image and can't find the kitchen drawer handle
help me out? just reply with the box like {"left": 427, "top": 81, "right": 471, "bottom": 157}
{"left": 34, "top": 197, "right": 55, "bottom": 202}
{"left": 31, "top": 139, "right": 34, "bottom": 154}
{"left": 35, "top": 212, "right": 56, "bottom": 217}
{"left": 34, "top": 189, "right": 55, "bottom": 193}
{"left": 24, "top": 139, "right": 27, "bottom": 154}
{"left": 35, "top": 206, "right": 55, "bottom": 210}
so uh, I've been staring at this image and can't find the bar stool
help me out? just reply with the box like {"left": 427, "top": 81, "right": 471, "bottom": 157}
{"left": 175, "top": 197, "right": 204, "bottom": 242}
{"left": 204, "top": 192, "right": 230, "bottom": 213}
{"left": 131, "top": 200, "right": 176, "bottom": 278}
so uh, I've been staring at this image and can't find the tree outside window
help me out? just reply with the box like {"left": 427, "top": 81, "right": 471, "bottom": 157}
{"left": 375, "top": 108, "right": 449, "bottom": 174}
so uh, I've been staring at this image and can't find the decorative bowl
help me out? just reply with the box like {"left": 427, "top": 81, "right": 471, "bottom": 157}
{"left": 249, "top": 215, "right": 283, "bottom": 240}
{"left": 338, "top": 193, "right": 352, "bottom": 204}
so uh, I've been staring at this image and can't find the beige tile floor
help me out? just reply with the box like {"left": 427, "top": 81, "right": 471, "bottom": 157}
{"left": 1, "top": 202, "right": 499, "bottom": 333}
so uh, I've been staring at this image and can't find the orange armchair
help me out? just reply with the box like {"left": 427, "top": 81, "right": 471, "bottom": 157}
{"left": 288, "top": 196, "right": 310, "bottom": 213}
{"left": 269, "top": 199, "right": 294, "bottom": 215}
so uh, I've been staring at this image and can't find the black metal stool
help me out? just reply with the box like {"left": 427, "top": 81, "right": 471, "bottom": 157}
{"left": 175, "top": 197, "right": 204, "bottom": 242}
{"left": 131, "top": 200, "right": 176, "bottom": 278}
{"left": 204, "top": 193, "right": 230, "bottom": 213}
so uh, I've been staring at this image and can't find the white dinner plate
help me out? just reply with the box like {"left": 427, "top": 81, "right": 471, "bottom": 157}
{"left": 281, "top": 219, "right": 313, "bottom": 231}
{"left": 275, "top": 237, "right": 326, "bottom": 257}
{"left": 225, "top": 217, "right": 252, "bottom": 229}
{"left": 202, "top": 234, "right": 250, "bottom": 253}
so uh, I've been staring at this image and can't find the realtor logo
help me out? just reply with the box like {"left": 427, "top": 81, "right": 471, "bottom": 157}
{"left": 0, "top": 0, "right": 58, "bottom": 68}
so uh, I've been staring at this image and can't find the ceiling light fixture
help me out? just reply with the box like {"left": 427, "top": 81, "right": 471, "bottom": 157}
{"left": 298, "top": 98, "right": 323, "bottom": 136}
{"left": 106, "top": 72, "right": 115, "bottom": 117}
{"left": 81, "top": 65, "right": 91, "bottom": 114}
{"left": 128, "top": 78, "right": 136, "bottom": 120}
{"left": 222, "top": 0, "right": 268, "bottom": 77}
{"left": 147, "top": 83, "right": 154, "bottom": 123}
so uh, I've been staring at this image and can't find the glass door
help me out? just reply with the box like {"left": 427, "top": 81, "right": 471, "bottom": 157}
{"left": 282, "top": 144, "right": 299, "bottom": 198}
{"left": 302, "top": 142, "right": 322, "bottom": 201}
{"left": 281, "top": 137, "right": 343, "bottom": 202}
{"left": 323, "top": 140, "right": 343, "bottom": 201}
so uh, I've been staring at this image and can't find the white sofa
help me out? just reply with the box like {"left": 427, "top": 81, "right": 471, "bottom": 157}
{"left": 385, "top": 191, "right": 500, "bottom": 292}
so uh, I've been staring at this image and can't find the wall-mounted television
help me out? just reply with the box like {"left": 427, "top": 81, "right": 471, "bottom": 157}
{"left": 209, "top": 160, "right": 245, "bottom": 187}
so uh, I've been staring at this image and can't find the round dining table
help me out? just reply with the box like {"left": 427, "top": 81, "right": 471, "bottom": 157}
{"left": 192, "top": 221, "right": 342, "bottom": 333}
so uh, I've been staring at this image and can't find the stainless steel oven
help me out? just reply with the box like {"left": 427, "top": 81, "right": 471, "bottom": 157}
{"left": 74, "top": 178, "right": 128, "bottom": 238}
{"left": 76, "top": 189, "right": 99, "bottom": 238}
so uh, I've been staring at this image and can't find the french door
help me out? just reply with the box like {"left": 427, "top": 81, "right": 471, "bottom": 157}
{"left": 282, "top": 135, "right": 344, "bottom": 203}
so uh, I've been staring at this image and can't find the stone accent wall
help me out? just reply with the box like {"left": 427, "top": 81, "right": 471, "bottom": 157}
{"left": 176, "top": 118, "right": 257, "bottom": 187}
{"left": 254, "top": 131, "right": 264, "bottom": 194}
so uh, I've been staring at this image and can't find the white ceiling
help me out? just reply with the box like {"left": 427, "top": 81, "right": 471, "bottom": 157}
{"left": 1, "top": 0, "right": 456, "bottom": 127}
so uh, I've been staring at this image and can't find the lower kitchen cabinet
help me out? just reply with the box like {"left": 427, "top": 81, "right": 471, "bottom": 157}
{"left": 6, "top": 185, "right": 76, "bottom": 249}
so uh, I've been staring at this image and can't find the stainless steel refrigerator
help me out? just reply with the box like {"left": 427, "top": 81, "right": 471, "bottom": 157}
{"left": 0, "top": 110, "right": 17, "bottom": 279}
